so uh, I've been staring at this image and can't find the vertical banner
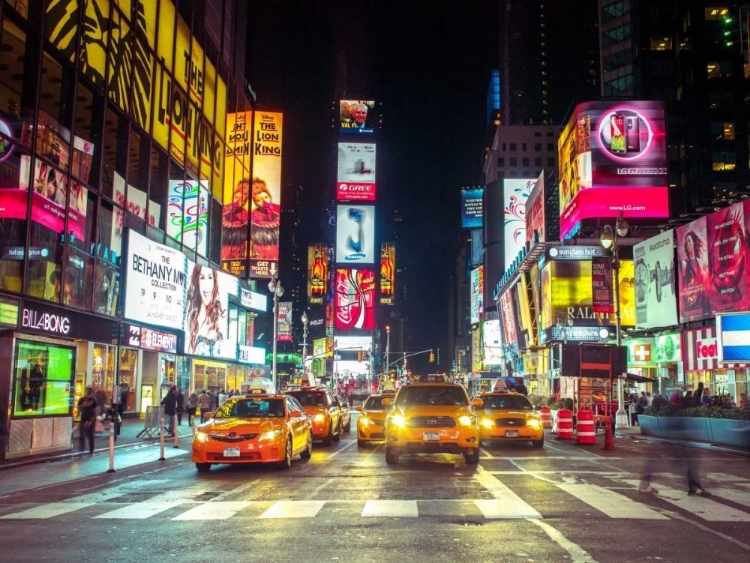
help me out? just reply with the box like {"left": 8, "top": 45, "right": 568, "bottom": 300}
{"left": 222, "top": 111, "right": 253, "bottom": 277}
{"left": 335, "top": 269, "right": 375, "bottom": 330}
{"left": 167, "top": 179, "right": 210, "bottom": 256}
{"left": 379, "top": 242, "right": 396, "bottom": 305}
{"left": 308, "top": 242, "right": 329, "bottom": 305}
{"left": 249, "top": 111, "right": 283, "bottom": 278}
{"left": 277, "top": 301, "right": 292, "bottom": 341}
{"left": 633, "top": 229, "right": 678, "bottom": 329}
{"left": 591, "top": 256, "right": 614, "bottom": 313}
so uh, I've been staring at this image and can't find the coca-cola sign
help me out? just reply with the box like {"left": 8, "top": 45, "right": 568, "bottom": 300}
{"left": 337, "top": 182, "right": 376, "bottom": 202}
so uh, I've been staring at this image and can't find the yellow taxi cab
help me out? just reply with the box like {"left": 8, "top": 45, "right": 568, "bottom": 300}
{"left": 192, "top": 378, "right": 312, "bottom": 471}
{"left": 355, "top": 390, "right": 395, "bottom": 447}
{"left": 382, "top": 374, "right": 483, "bottom": 465}
{"left": 284, "top": 374, "right": 342, "bottom": 446}
{"left": 476, "top": 390, "right": 544, "bottom": 448}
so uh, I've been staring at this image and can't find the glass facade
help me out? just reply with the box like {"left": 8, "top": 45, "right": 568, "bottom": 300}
{"left": 13, "top": 338, "right": 76, "bottom": 417}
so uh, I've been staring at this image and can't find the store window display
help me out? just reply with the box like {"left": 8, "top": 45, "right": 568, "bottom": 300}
{"left": 13, "top": 339, "right": 75, "bottom": 416}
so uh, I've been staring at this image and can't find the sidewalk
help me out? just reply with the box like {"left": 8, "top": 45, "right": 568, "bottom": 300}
{"left": 0, "top": 416, "right": 197, "bottom": 470}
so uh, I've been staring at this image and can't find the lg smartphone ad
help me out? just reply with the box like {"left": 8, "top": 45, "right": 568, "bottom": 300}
{"left": 336, "top": 205, "right": 375, "bottom": 264}
{"left": 633, "top": 229, "right": 678, "bottom": 329}
{"left": 337, "top": 143, "right": 376, "bottom": 201}
{"left": 335, "top": 269, "right": 375, "bottom": 330}
{"left": 558, "top": 100, "right": 669, "bottom": 238}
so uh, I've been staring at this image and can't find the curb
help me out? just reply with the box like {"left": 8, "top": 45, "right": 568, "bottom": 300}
{"left": 625, "top": 433, "right": 750, "bottom": 458}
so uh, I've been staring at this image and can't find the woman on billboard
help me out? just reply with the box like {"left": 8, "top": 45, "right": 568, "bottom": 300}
{"left": 185, "top": 264, "right": 226, "bottom": 356}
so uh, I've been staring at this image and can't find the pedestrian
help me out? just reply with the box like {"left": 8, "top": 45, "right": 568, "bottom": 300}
{"left": 199, "top": 390, "right": 211, "bottom": 423}
{"left": 694, "top": 382, "right": 705, "bottom": 406}
{"left": 701, "top": 388, "right": 711, "bottom": 407}
{"left": 740, "top": 392, "right": 748, "bottom": 410}
{"left": 187, "top": 390, "right": 199, "bottom": 426}
{"left": 160, "top": 385, "right": 178, "bottom": 436}
{"left": 218, "top": 388, "right": 228, "bottom": 406}
{"left": 77, "top": 387, "right": 98, "bottom": 455}
{"left": 176, "top": 388, "right": 185, "bottom": 425}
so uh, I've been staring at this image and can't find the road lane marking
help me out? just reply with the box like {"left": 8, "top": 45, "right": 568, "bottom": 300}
{"left": 361, "top": 500, "right": 418, "bottom": 517}
{"left": 171, "top": 501, "right": 252, "bottom": 520}
{"left": 0, "top": 502, "right": 95, "bottom": 519}
{"left": 701, "top": 487, "right": 750, "bottom": 509}
{"left": 556, "top": 483, "right": 668, "bottom": 520}
{"left": 528, "top": 518, "right": 599, "bottom": 563}
{"left": 94, "top": 501, "right": 186, "bottom": 519}
{"left": 473, "top": 466, "right": 541, "bottom": 519}
{"left": 325, "top": 440, "right": 357, "bottom": 458}
{"left": 708, "top": 473, "right": 750, "bottom": 483}
{"left": 260, "top": 501, "right": 325, "bottom": 519}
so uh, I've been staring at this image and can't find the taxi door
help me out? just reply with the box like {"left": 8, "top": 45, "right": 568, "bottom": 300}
{"left": 287, "top": 397, "right": 308, "bottom": 451}
{"left": 326, "top": 391, "right": 341, "bottom": 431}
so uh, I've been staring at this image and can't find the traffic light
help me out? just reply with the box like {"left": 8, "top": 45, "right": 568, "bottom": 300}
{"left": 429, "top": 351, "right": 435, "bottom": 363}
{"left": 357, "top": 351, "right": 364, "bottom": 361}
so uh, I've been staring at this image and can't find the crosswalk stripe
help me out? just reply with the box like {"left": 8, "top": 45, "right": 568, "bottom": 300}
{"left": 260, "top": 501, "right": 325, "bottom": 519}
{"left": 0, "top": 502, "right": 95, "bottom": 519}
{"left": 473, "top": 467, "right": 542, "bottom": 519}
{"left": 707, "top": 473, "right": 750, "bottom": 482}
{"left": 472, "top": 499, "right": 539, "bottom": 519}
{"left": 704, "top": 488, "right": 750, "bottom": 509}
{"left": 362, "top": 500, "right": 418, "bottom": 517}
{"left": 556, "top": 483, "right": 668, "bottom": 520}
{"left": 171, "top": 501, "right": 252, "bottom": 521}
{"left": 94, "top": 501, "right": 187, "bottom": 519}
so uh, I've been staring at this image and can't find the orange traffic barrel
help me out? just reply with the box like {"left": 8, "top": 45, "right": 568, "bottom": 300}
{"left": 539, "top": 406, "right": 552, "bottom": 429}
{"left": 556, "top": 408, "right": 574, "bottom": 440}
{"left": 575, "top": 409, "right": 596, "bottom": 445}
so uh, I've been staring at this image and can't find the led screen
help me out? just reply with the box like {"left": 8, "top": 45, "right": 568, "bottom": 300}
{"left": 380, "top": 242, "right": 396, "bottom": 305}
{"left": 461, "top": 187, "right": 484, "bottom": 229}
{"left": 334, "top": 336, "right": 373, "bottom": 352}
{"left": 167, "top": 179, "right": 210, "bottom": 257}
{"left": 470, "top": 266, "right": 484, "bottom": 325}
{"left": 335, "top": 269, "right": 375, "bottom": 330}
{"left": 633, "top": 229, "right": 678, "bottom": 329}
{"left": 308, "top": 242, "right": 329, "bottom": 305}
{"left": 339, "top": 100, "right": 377, "bottom": 134}
{"left": 504, "top": 179, "right": 536, "bottom": 269}
{"left": 222, "top": 111, "right": 253, "bottom": 276}
{"left": 525, "top": 172, "right": 546, "bottom": 245}
{"left": 336, "top": 205, "right": 375, "bottom": 264}
{"left": 337, "top": 142, "right": 376, "bottom": 201}
{"left": 483, "top": 319, "right": 503, "bottom": 366}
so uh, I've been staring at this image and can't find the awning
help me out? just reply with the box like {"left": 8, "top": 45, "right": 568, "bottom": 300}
{"left": 622, "top": 372, "right": 657, "bottom": 383}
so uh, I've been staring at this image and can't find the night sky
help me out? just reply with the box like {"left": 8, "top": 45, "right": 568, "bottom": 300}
{"left": 246, "top": 1, "right": 497, "bottom": 370}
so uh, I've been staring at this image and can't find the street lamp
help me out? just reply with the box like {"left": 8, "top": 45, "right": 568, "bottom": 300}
{"left": 301, "top": 310, "right": 309, "bottom": 371}
{"left": 268, "top": 275, "right": 284, "bottom": 390}
{"left": 600, "top": 213, "right": 629, "bottom": 429}
{"left": 385, "top": 326, "right": 390, "bottom": 385}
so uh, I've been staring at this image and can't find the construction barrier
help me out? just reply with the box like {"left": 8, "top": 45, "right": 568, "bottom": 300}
{"left": 539, "top": 406, "right": 552, "bottom": 429}
{"left": 576, "top": 409, "right": 596, "bottom": 445}
{"left": 555, "top": 408, "right": 574, "bottom": 440}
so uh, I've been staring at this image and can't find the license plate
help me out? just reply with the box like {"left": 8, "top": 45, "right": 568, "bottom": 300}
{"left": 423, "top": 432, "right": 440, "bottom": 441}
{"left": 505, "top": 430, "right": 518, "bottom": 438}
{"left": 223, "top": 447, "right": 240, "bottom": 457}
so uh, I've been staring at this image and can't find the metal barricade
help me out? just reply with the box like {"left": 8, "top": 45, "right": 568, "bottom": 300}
{"left": 136, "top": 406, "right": 167, "bottom": 439}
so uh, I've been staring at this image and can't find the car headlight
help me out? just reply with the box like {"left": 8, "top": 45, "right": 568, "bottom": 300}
{"left": 527, "top": 418, "right": 541, "bottom": 429}
{"left": 313, "top": 413, "right": 326, "bottom": 423}
{"left": 359, "top": 416, "right": 368, "bottom": 426}
{"left": 259, "top": 428, "right": 283, "bottom": 441}
{"left": 458, "top": 415, "right": 477, "bottom": 427}
{"left": 481, "top": 418, "right": 495, "bottom": 429}
{"left": 194, "top": 431, "right": 210, "bottom": 444}
{"left": 389, "top": 414, "right": 406, "bottom": 428}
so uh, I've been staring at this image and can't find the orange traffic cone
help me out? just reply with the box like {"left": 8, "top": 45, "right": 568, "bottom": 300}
{"left": 602, "top": 422, "right": 615, "bottom": 451}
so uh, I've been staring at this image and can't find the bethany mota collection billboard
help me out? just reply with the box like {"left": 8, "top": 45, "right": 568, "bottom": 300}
{"left": 633, "top": 229, "right": 678, "bottom": 329}
{"left": 337, "top": 143, "right": 376, "bottom": 201}
{"left": 677, "top": 199, "right": 750, "bottom": 323}
{"left": 558, "top": 100, "right": 669, "bottom": 238}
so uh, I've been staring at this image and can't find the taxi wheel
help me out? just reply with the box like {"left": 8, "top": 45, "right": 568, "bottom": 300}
{"left": 322, "top": 425, "right": 333, "bottom": 446}
{"left": 277, "top": 436, "right": 293, "bottom": 469}
{"left": 357, "top": 439, "right": 366, "bottom": 447}
{"left": 464, "top": 449, "right": 480, "bottom": 465}
{"left": 195, "top": 463, "right": 211, "bottom": 472}
{"left": 532, "top": 436, "right": 544, "bottom": 448}
{"left": 300, "top": 433, "right": 312, "bottom": 459}
{"left": 344, "top": 418, "right": 351, "bottom": 432}
{"left": 385, "top": 447, "right": 399, "bottom": 465}
{"left": 332, "top": 422, "right": 342, "bottom": 442}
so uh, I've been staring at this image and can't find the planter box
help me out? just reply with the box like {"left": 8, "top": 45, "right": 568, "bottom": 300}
{"left": 639, "top": 415, "right": 750, "bottom": 450}
{"left": 680, "top": 417, "right": 713, "bottom": 443}
{"left": 709, "top": 419, "right": 750, "bottom": 449}
{"left": 637, "top": 415, "right": 660, "bottom": 437}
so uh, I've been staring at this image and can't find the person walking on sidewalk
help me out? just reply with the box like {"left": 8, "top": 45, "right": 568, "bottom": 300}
{"left": 176, "top": 388, "right": 185, "bottom": 426}
{"left": 199, "top": 390, "right": 211, "bottom": 423}
{"left": 187, "top": 390, "right": 199, "bottom": 426}
{"left": 77, "top": 387, "right": 98, "bottom": 455}
{"left": 161, "top": 385, "right": 178, "bottom": 436}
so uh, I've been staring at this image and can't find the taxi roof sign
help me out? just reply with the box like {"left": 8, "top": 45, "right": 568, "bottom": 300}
{"left": 300, "top": 373, "right": 318, "bottom": 389}
{"left": 241, "top": 378, "right": 276, "bottom": 395}
{"left": 418, "top": 374, "right": 449, "bottom": 383}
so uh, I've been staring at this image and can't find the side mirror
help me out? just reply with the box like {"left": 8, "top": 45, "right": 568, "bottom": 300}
{"left": 355, "top": 405, "right": 363, "bottom": 411}
{"left": 471, "top": 398, "right": 484, "bottom": 408}
{"left": 382, "top": 398, "right": 392, "bottom": 407}
{"left": 203, "top": 412, "right": 214, "bottom": 420}
{"left": 289, "top": 409, "right": 302, "bottom": 418}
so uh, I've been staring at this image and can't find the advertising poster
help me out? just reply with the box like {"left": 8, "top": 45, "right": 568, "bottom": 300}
{"left": 249, "top": 111, "right": 283, "bottom": 278}
{"left": 308, "top": 242, "right": 329, "bottom": 305}
{"left": 472, "top": 328, "right": 482, "bottom": 373}
{"left": 222, "top": 111, "right": 253, "bottom": 277}
{"left": 499, "top": 289, "right": 517, "bottom": 352}
{"left": 167, "top": 179, "right": 210, "bottom": 256}
{"left": 334, "top": 336, "right": 372, "bottom": 352}
{"left": 124, "top": 230, "right": 187, "bottom": 331}
{"left": 470, "top": 266, "right": 484, "bottom": 325}
{"left": 336, "top": 204, "right": 376, "bottom": 264}
{"left": 471, "top": 229, "right": 483, "bottom": 267}
{"left": 277, "top": 302, "right": 292, "bottom": 342}
{"left": 558, "top": 101, "right": 669, "bottom": 238}
{"left": 335, "top": 269, "right": 375, "bottom": 330}
{"left": 504, "top": 178, "right": 536, "bottom": 270}
{"left": 183, "top": 259, "right": 238, "bottom": 358}
{"left": 337, "top": 143, "right": 376, "bottom": 195}
{"left": 717, "top": 313, "right": 750, "bottom": 363}
{"left": 676, "top": 216, "right": 711, "bottom": 322}
{"left": 461, "top": 187, "right": 484, "bottom": 229}
{"left": 483, "top": 319, "right": 504, "bottom": 367}
{"left": 112, "top": 171, "right": 160, "bottom": 256}
{"left": 591, "top": 256, "right": 614, "bottom": 313}
{"left": 633, "top": 229, "right": 678, "bottom": 329}
{"left": 516, "top": 275, "right": 535, "bottom": 347}
{"left": 379, "top": 242, "right": 396, "bottom": 305}
{"left": 510, "top": 283, "right": 526, "bottom": 349}
{"left": 339, "top": 100, "right": 377, "bottom": 134}
{"left": 525, "top": 172, "right": 546, "bottom": 245}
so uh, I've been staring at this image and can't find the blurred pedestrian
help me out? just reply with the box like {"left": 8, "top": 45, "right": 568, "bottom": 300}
{"left": 161, "top": 385, "right": 178, "bottom": 436}
{"left": 199, "top": 390, "right": 211, "bottom": 423}
{"left": 187, "top": 391, "right": 199, "bottom": 426}
{"left": 77, "top": 387, "right": 98, "bottom": 455}
{"left": 694, "top": 382, "right": 705, "bottom": 406}
{"left": 176, "top": 388, "right": 185, "bottom": 425}
{"left": 701, "top": 388, "right": 711, "bottom": 407}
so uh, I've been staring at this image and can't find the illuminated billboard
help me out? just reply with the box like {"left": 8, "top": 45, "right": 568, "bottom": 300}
{"left": 504, "top": 179, "right": 536, "bottom": 270}
{"left": 339, "top": 100, "right": 377, "bottom": 134}
{"left": 633, "top": 229, "right": 678, "bottom": 329}
{"left": 335, "top": 269, "right": 375, "bottom": 330}
{"left": 336, "top": 205, "right": 375, "bottom": 264}
{"left": 222, "top": 111, "right": 253, "bottom": 277}
{"left": 249, "top": 111, "right": 283, "bottom": 278}
{"left": 525, "top": 171, "right": 546, "bottom": 245}
{"left": 461, "top": 187, "right": 484, "bottom": 229}
{"left": 167, "top": 179, "right": 210, "bottom": 257}
{"left": 483, "top": 319, "right": 503, "bottom": 366}
{"left": 334, "top": 336, "right": 372, "bottom": 352}
{"left": 558, "top": 100, "right": 669, "bottom": 238}
{"left": 312, "top": 337, "right": 331, "bottom": 359}
{"left": 498, "top": 288, "right": 518, "bottom": 352}
{"left": 676, "top": 199, "right": 750, "bottom": 323}
{"left": 307, "top": 242, "right": 329, "bottom": 305}
{"left": 470, "top": 266, "right": 484, "bottom": 325}
{"left": 516, "top": 276, "right": 535, "bottom": 348}
{"left": 380, "top": 242, "right": 396, "bottom": 305}
{"left": 337, "top": 143, "right": 376, "bottom": 201}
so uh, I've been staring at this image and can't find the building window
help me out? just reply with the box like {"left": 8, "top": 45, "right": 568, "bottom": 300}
{"left": 535, "top": 157, "right": 542, "bottom": 167}
{"left": 712, "top": 151, "right": 736, "bottom": 171}
{"left": 510, "top": 157, "right": 518, "bottom": 167}
{"left": 535, "top": 143, "right": 542, "bottom": 151}
{"left": 546, "top": 132, "right": 554, "bottom": 137}
{"left": 522, "top": 157, "right": 530, "bottom": 167}
{"left": 510, "top": 143, "right": 517, "bottom": 151}
{"left": 602, "top": 23, "right": 632, "bottom": 47}
{"left": 705, "top": 7, "right": 729, "bottom": 21}
{"left": 509, "top": 171, "right": 517, "bottom": 178}
{"left": 547, "top": 157, "right": 555, "bottom": 167}
{"left": 522, "top": 143, "right": 527, "bottom": 151}
{"left": 522, "top": 171, "right": 531, "bottom": 177}
{"left": 502, "top": 143, "right": 507, "bottom": 151}
{"left": 650, "top": 37, "right": 673, "bottom": 50}
{"left": 707, "top": 61, "right": 732, "bottom": 79}
{"left": 724, "top": 122, "right": 735, "bottom": 140}
{"left": 498, "top": 157, "right": 505, "bottom": 167}
{"left": 547, "top": 143, "right": 554, "bottom": 151}
{"left": 601, "top": 0, "right": 632, "bottom": 24}
{"left": 534, "top": 132, "right": 542, "bottom": 137}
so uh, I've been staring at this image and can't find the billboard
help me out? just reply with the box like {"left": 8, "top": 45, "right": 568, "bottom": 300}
{"left": 558, "top": 100, "right": 669, "bottom": 238}
{"left": 380, "top": 242, "right": 396, "bottom": 305}
{"left": 307, "top": 243, "right": 329, "bottom": 305}
{"left": 336, "top": 204, "right": 376, "bottom": 264}
{"left": 335, "top": 269, "right": 375, "bottom": 330}
{"left": 483, "top": 319, "right": 503, "bottom": 367}
{"left": 277, "top": 302, "right": 292, "bottom": 341}
{"left": 167, "top": 179, "right": 210, "bottom": 256}
{"left": 312, "top": 337, "right": 331, "bottom": 359}
{"left": 504, "top": 178, "right": 536, "bottom": 270}
{"left": 717, "top": 314, "right": 750, "bottom": 363}
{"left": 334, "top": 336, "right": 372, "bottom": 352}
{"left": 633, "top": 229, "right": 678, "bottom": 329}
{"left": 249, "top": 111, "right": 283, "bottom": 278}
{"left": 525, "top": 171, "right": 546, "bottom": 244}
{"left": 498, "top": 288, "right": 518, "bottom": 352}
{"left": 184, "top": 260, "right": 239, "bottom": 359}
{"left": 461, "top": 187, "right": 484, "bottom": 229}
{"left": 337, "top": 143, "right": 376, "bottom": 200}
{"left": 471, "top": 229, "right": 483, "bottom": 267}
{"left": 677, "top": 199, "right": 750, "bottom": 323}
{"left": 516, "top": 275, "right": 535, "bottom": 348}
{"left": 222, "top": 111, "right": 253, "bottom": 277}
{"left": 339, "top": 100, "right": 377, "bottom": 134}
{"left": 470, "top": 266, "right": 484, "bottom": 325}
{"left": 124, "top": 230, "right": 187, "bottom": 331}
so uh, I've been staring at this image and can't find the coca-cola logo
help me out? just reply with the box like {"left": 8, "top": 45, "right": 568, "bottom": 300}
{"left": 696, "top": 337, "right": 717, "bottom": 359}
{"left": 22, "top": 308, "right": 71, "bottom": 335}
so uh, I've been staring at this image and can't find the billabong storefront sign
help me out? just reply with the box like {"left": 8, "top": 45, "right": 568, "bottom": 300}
{"left": 22, "top": 308, "right": 70, "bottom": 335}
{"left": 19, "top": 300, "right": 117, "bottom": 341}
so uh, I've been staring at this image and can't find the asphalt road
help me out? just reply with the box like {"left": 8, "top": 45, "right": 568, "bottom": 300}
{"left": 1, "top": 413, "right": 749, "bottom": 563}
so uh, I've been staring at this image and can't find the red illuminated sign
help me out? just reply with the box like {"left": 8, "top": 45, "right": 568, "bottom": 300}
{"left": 336, "top": 182, "right": 376, "bottom": 202}
{"left": 335, "top": 269, "right": 375, "bottom": 330}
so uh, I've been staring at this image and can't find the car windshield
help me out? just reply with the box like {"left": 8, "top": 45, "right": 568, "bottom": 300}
{"left": 214, "top": 398, "right": 285, "bottom": 418}
{"left": 287, "top": 391, "right": 327, "bottom": 407}
{"left": 396, "top": 386, "right": 468, "bottom": 407}
{"left": 364, "top": 396, "right": 387, "bottom": 410}
{"left": 482, "top": 395, "right": 532, "bottom": 410}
